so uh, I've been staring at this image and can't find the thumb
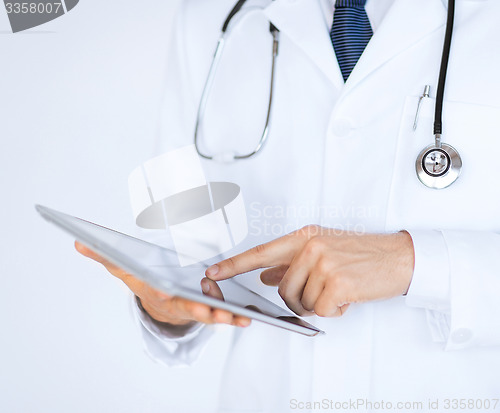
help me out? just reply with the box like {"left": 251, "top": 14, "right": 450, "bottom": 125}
{"left": 200, "top": 278, "right": 225, "bottom": 301}
{"left": 260, "top": 265, "right": 288, "bottom": 286}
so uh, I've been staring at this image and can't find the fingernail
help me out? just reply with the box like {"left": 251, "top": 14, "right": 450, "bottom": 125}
{"left": 201, "top": 282, "right": 210, "bottom": 293}
{"left": 206, "top": 264, "right": 219, "bottom": 277}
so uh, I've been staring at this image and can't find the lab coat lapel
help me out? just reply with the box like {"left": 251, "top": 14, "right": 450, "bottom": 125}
{"left": 263, "top": 0, "right": 345, "bottom": 90}
{"left": 344, "top": 0, "right": 447, "bottom": 92}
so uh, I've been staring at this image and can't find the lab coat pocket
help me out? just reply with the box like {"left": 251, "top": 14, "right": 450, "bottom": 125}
{"left": 386, "top": 95, "right": 500, "bottom": 232}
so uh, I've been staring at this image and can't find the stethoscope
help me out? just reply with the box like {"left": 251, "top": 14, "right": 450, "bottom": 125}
{"left": 194, "top": 0, "right": 279, "bottom": 163}
{"left": 414, "top": 0, "right": 462, "bottom": 189}
{"left": 194, "top": 0, "right": 462, "bottom": 190}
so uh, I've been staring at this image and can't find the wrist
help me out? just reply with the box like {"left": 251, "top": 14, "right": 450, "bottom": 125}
{"left": 396, "top": 231, "right": 415, "bottom": 295}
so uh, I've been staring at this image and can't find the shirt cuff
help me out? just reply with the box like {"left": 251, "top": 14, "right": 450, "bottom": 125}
{"left": 134, "top": 295, "right": 205, "bottom": 343}
{"left": 405, "top": 230, "right": 451, "bottom": 314}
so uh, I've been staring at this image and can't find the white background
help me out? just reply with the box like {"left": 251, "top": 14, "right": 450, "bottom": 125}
{"left": 0, "top": 1, "right": 231, "bottom": 412}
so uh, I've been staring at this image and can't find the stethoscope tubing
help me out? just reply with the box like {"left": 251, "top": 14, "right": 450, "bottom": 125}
{"left": 194, "top": 1, "right": 280, "bottom": 161}
{"left": 194, "top": 0, "right": 456, "bottom": 167}
{"left": 434, "top": 0, "right": 455, "bottom": 143}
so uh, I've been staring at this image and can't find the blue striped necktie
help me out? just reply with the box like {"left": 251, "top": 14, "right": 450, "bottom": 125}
{"left": 330, "top": 0, "right": 373, "bottom": 82}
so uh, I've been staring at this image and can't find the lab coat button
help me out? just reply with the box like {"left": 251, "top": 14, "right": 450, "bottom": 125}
{"left": 331, "top": 118, "right": 353, "bottom": 137}
{"left": 451, "top": 328, "right": 472, "bottom": 344}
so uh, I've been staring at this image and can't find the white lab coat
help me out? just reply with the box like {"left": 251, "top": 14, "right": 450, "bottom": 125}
{"left": 137, "top": 0, "right": 500, "bottom": 411}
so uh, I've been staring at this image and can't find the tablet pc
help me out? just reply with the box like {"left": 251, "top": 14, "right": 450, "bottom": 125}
{"left": 36, "top": 205, "right": 324, "bottom": 336}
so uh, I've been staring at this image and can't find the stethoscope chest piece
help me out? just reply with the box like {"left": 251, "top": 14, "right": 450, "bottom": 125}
{"left": 413, "top": 0, "right": 460, "bottom": 189}
{"left": 416, "top": 142, "right": 462, "bottom": 189}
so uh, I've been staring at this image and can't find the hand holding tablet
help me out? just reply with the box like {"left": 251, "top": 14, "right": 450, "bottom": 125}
{"left": 37, "top": 205, "right": 323, "bottom": 336}
{"left": 75, "top": 241, "right": 251, "bottom": 328}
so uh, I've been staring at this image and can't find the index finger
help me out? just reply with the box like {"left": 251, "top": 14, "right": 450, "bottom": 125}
{"left": 206, "top": 233, "right": 301, "bottom": 281}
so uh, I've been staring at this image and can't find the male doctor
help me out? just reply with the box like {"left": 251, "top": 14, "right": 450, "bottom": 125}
{"left": 78, "top": 0, "right": 500, "bottom": 411}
